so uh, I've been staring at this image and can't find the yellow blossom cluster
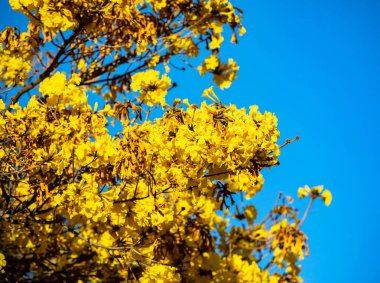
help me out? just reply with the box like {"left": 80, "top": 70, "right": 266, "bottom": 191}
{"left": 0, "top": 74, "right": 293, "bottom": 281}
{"left": 4, "top": 0, "right": 244, "bottom": 101}
{"left": 198, "top": 55, "right": 239, "bottom": 89}
{"left": 298, "top": 185, "right": 332, "bottom": 206}
{"left": 0, "top": 26, "right": 38, "bottom": 86}
{"left": 39, "top": 72, "right": 86, "bottom": 107}
{"left": 131, "top": 70, "right": 171, "bottom": 106}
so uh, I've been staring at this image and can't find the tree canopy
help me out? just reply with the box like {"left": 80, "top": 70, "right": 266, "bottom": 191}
{"left": 0, "top": 0, "right": 331, "bottom": 282}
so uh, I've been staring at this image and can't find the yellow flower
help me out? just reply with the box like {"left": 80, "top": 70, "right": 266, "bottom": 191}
{"left": 9, "top": 0, "right": 38, "bottom": 11}
{"left": 0, "top": 252, "right": 6, "bottom": 269}
{"left": 239, "top": 26, "right": 247, "bottom": 36}
{"left": 78, "top": 59, "right": 86, "bottom": 72}
{"left": 204, "top": 55, "right": 219, "bottom": 70}
{"left": 209, "top": 34, "right": 224, "bottom": 49}
{"left": 321, "top": 189, "right": 332, "bottom": 206}
{"left": 201, "top": 86, "right": 219, "bottom": 103}
{"left": 212, "top": 58, "right": 239, "bottom": 89}
{"left": 131, "top": 70, "right": 171, "bottom": 106}
{"left": 39, "top": 6, "right": 76, "bottom": 32}
{"left": 39, "top": 72, "right": 87, "bottom": 107}
{"left": 298, "top": 187, "right": 308, "bottom": 198}
{"left": 198, "top": 56, "right": 239, "bottom": 89}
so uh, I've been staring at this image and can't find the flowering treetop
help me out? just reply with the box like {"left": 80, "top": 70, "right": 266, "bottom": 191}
{"left": 0, "top": 0, "right": 331, "bottom": 282}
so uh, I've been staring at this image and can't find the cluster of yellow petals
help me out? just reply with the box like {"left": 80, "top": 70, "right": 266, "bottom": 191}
{"left": 0, "top": 27, "right": 36, "bottom": 86}
{"left": 4, "top": 0, "right": 245, "bottom": 100}
{"left": 9, "top": 0, "right": 142, "bottom": 32}
{"left": 298, "top": 185, "right": 333, "bottom": 206}
{"left": 0, "top": 71, "right": 325, "bottom": 282}
{"left": 131, "top": 70, "right": 171, "bottom": 106}
{"left": 39, "top": 72, "right": 86, "bottom": 107}
{"left": 198, "top": 55, "right": 239, "bottom": 89}
{"left": 0, "top": 73, "right": 292, "bottom": 281}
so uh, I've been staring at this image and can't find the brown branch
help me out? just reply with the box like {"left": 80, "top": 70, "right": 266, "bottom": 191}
{"left": 297, "top": 198, "right": 314, "bottom": 229}
{"left": 279, "top": 135, "right": 300, "bottom": 149}
{"left": 203, "top": 171, "right": 230, "bottom": 178}
{"left": 80, "top": 54, "right": 132, "bottom": 84}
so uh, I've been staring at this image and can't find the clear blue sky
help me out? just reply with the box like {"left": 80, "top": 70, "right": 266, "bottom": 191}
{"left": 1, "top": 1, "right": 379, "bottom": 282}
{"left": 232, "top": 1, "right": 380, "bottom": 282}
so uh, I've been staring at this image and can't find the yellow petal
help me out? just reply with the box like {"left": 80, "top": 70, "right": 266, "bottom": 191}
{"left": 321, "top": 189, "right": 332, "bottom": 206}
{"left": 298, "top": 187, "right": 308, "bottom": 198}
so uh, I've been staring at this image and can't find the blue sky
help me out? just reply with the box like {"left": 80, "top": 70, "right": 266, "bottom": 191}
{"left": 231, "top": 1, "right": 379, "bottom": 282}
{"left": 1, "top": 1, "right": 379, "bottom": 282}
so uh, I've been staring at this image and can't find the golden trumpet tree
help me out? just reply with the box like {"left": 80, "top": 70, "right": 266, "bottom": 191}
{"left": 0, "top": 0, "right": 332, "bottom": 282}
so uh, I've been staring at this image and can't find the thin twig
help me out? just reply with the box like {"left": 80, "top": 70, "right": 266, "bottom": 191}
{"left": 297, "top": 198, "right": 314, "bottom": 228}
